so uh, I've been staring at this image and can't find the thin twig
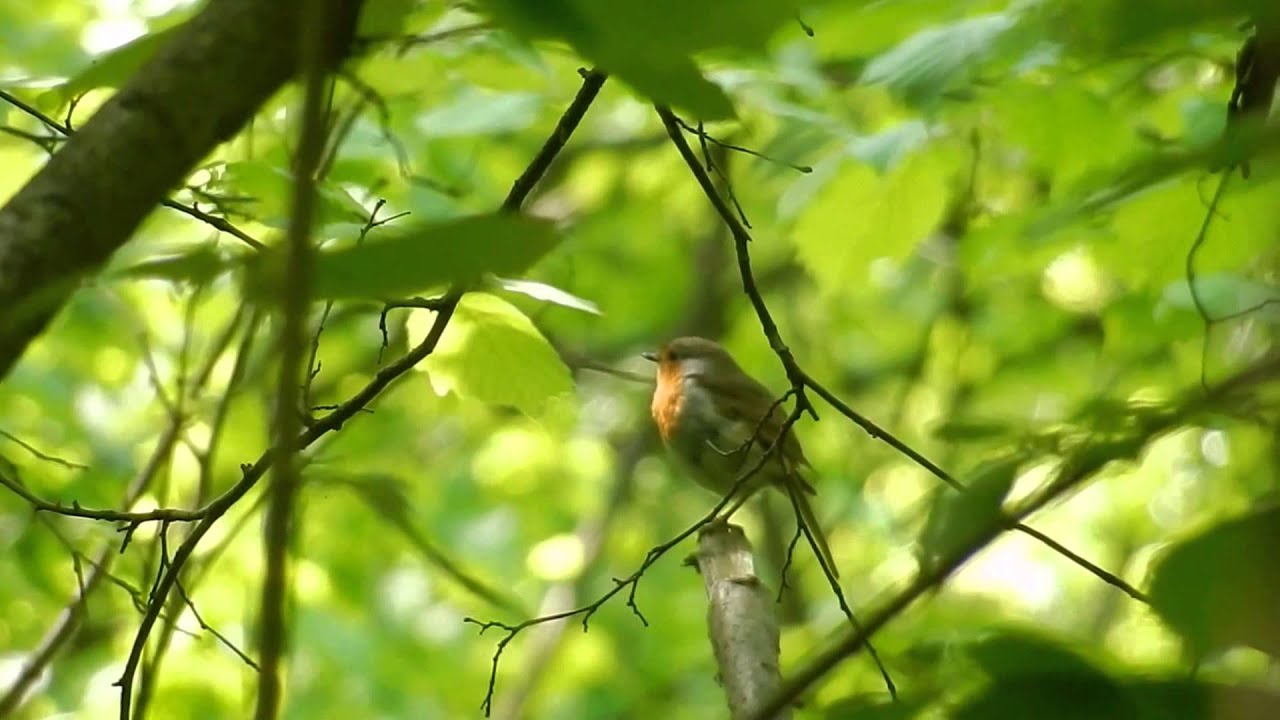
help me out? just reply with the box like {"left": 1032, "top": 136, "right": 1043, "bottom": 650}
{"left": 655, "top": 104, "right": 1150, "bottom": 607}
{"left": 746, "top": 354, "right": 1279, "bottom": 718}
{"left": 253, "top": 0, "right": 330, "bottom": 714}
{"left": 0, "top": 88, "right": 265, "bottom": 250}
{"left": 111, "top": 67, "right": 609, "bottom": 719}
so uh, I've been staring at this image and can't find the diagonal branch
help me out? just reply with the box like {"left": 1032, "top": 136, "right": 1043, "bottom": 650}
{"left": 0, "top": 0, "right": 366, "bottom": 381}
{"left": 746, "top": 352, "right": 1280, "bottom": 718}
{"left": 112, "top": 67, "right": 609, "bottom": 720}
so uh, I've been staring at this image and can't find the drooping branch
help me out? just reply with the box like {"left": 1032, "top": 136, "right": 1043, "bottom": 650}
{"left": 745, "top": 352, "right": 1280, "bottom": 719}
{"left": 0, "top": 0, "right": 365, "bottom": 381}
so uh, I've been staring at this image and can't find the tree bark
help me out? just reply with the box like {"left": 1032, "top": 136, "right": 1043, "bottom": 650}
{"left": 692, "top": 522, "right": 791, "bottom": 720}
{"left": 0, "top": 0, "right": 364, "bottom": 380}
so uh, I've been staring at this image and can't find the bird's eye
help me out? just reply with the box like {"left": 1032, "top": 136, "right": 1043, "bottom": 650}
{"left": 667, "top": 350, "right": 680, "bottom": 361}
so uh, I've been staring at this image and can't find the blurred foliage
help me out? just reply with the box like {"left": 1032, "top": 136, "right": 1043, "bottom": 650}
{"left": 0, "top": 0, "right": 1277, "bottom": 719}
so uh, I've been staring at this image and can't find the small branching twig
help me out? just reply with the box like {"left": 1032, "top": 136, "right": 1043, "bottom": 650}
{"left": 0, "top": 88, "right": 266, "bottom": 251}
{"left": 111, "top": 67, "right": 610, "bottom": 719}
{"left": 747, "top": 353, "right": 1280, "bottom": 718}
{"left": 466, "top": 406, "right": 805, "bottom": 716}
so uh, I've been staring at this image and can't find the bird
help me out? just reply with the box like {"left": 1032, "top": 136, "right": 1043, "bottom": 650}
{"left": 643, "top": 336, "right": 838, "bottom": 577}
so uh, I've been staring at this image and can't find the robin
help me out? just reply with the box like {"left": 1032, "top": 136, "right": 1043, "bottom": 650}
{"left": 643, "top": 336, "right": 838, "bottom": 577}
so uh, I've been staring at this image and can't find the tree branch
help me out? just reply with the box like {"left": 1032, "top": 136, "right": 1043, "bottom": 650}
{"left": 253, "top": 0, "right": 331, "bottom": 714}
{"left": 0, "top": 0, "right": 365, "bottom": 381}
{"left": 745, "top": 352, "right": 1280, "bottom": 719}
{"left": 691, "top": 522, "right": 790, "bottom": 720}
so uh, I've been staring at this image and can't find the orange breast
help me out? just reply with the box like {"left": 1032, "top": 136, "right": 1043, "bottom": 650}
{"left": 651, "top": 365, "right": 684, "bottom": 441}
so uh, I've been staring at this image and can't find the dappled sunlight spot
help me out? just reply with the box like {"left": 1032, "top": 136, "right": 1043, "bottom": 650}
{"left": 293, "top": 559, "right": 334, "bottom": 603}
{"left": 554, "top": 629, "right": 617, "bottom": 687}
{"left": 0, "top": 651, "right": 48, "bottom": 705}
{"left": 471, "top": 426, "right": 556, "bottom": 495}
{"left": 1043, "top": 248, "right": 1110, "bottom": 313}
{"left": 378, "top": 564, "right": 433, "bottom": 620}
{"left": 1104, "top": 601, "right": 1181, "bottom": 667}
{"left": 863, "top": 463, "right": 931, "bottom": 518}
{"left": 413, "top": 602, "right": 465, "bottom": 645}
{"left": 526, "top": 533, "right": 585, "bottom": 582}
{"left": 868, "top": 541, "right": 919, "bottom": 590}
{"left": 72, "top": 386, "right": 114, "bottom": 435}
{"left": 565, "top": 435, "right": 611, "bottom": 488}
{"left": 81, "top": 16, "right": 145, "bottom": 54}
{"left": 1199, "top": 429, "right": 1229, "bottom": 467}
{"left": 94, "top": 345, "right": 131, "bottom": 386}
{"left": 461, "top": 507, "right": 519, "bottom": 551}
{"left": 1208, "top": 646, "right": 1274, "bottom": 682}
{"left": 82, "top": 665, "right": 126, "bottom": 713}
{"left": 1004, "top": 459, "right": 1055, "bottom": 507}
{"left": 171, "top": 438, "right": 201, "bottom": 488}
{"left": 951, "top": 534, "right": 1061, "bottom": 611}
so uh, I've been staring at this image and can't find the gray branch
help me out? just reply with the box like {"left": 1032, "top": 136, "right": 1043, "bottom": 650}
{"left": 692, "top": 522, "right": 791, "bottom": 720}
{"left": 0, "top": 0, "right": 364, "bottom": 381}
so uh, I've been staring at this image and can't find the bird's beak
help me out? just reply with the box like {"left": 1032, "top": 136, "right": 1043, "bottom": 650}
{"left": 641, "top": 351, "right": 658, "bottom": 363}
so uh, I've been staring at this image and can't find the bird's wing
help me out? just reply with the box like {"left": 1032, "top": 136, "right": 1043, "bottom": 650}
{"left": 697, "top": 370, "right": 813, "bottom": 475}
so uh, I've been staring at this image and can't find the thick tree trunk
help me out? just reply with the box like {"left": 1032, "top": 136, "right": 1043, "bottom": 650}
{"left": 0, "top": 0, "right": 364, "bottom": 379}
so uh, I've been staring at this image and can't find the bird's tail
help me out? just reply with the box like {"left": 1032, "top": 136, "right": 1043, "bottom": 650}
{"left": 783, "top": 477, "right": 839, "bottom": 579}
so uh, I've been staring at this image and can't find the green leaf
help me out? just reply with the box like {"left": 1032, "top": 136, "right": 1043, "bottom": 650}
{"left": 45, "top": 26, "right": 179, "bottom": 103}
{"left": 988, "top": 82, "right": 1134, "bottom": 189}
{"left": 930, "top": 419, "right": 1016, "bottom": 443}
{"left": 313, "top": 213, "right": 562, "bottom": 299}
{"left": 491, "top": 277, "right": 601, "bottom": 315}
{"left": 954, "top": 673, "right": 1133, "bottom": 720}
{"left": 107, "top": 245, "right": 238, "bottom": 285}
{"left": 415, "top": 87, "right": 544, "bottom": 138}
{"left": 1124, "top": 679, "right": 1280, "bottom": 720}
{"left": 918, "top": 456, "right": 1019, "bottom": 566}
{"left": 822, "top": 694, "right": 928, "bottom": 719}
{"left": 1039, "top": 0, "right": 1268, "bottom": 57}
{"left": 410, "top": 293, "right": 574, "bottom": 415}
{"left": 861, "top": 13, "right": 1017, "bottom": 107}
{"left": 1162, "top": 274, "right": 1279, "bottom": 319}
{"left": 966, "top": 629, "right": 1111, "bottom": 681}
{"left": 1147, "top": 505, "right": 1280, "bottom": 657}
{"left": 793, "top": 147, "right": 950, "bottom": 293}
{"left": 357, "top": 0, "right": 419, "bottom": 36}
{"left": 475, "top": 0, "right": 796, "bottom": 119}
{"left": 213, "top": 161, "right": 367, "bottom": 230}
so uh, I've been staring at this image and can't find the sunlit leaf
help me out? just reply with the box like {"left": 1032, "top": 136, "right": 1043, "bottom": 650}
{"left": 107, "top": 245, "right": 238, "bottom": 285}
{"left": 861, "top": 13, "right": 1017, "bottom": 107}
{"left": 409, "top": 292, "right": 574, "bottom": 415}
{"left": 313, "top": 213, "right": 562, "bottom": 299}
{"left": 474, "top": 0, "right": 797, "bottom": 118}
{"left": 793, "top": 147, "right": 950, "bottom": 293}
{"left": 491, "top": 276, "right": 601, "bottom": 315}
{"left": 1147, "top": 505, "right": 1280, "bottom": 657}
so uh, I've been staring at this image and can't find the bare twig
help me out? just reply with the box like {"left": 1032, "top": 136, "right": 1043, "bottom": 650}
{"left": 112, "top": 66, "right": 609, "bottom": 719}
{"left": 0, "top": 428, "right": 87, "bottom": 470}
{"left": 0, "top": 88, "right": 266, "bottom": 251}
{"left": 468, "top": 404, "right": 804, "bottom": 716}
